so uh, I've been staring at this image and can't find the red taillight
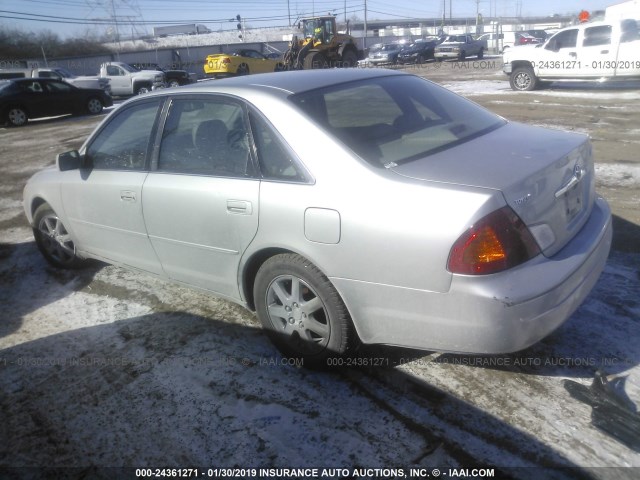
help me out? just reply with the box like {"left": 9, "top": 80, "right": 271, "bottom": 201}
{"left": 518, "top": 37, "right": 526, "bottom": 44}
{"left": 447, "top": 206, "right": 541, "bottom": 275}
{"left": 222, "top": 57, "right": 231, "bottom": 64}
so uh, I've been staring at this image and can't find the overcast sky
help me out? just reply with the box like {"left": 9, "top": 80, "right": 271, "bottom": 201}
{"left": 0, "top": 0, "right": 615, "bottom": 37}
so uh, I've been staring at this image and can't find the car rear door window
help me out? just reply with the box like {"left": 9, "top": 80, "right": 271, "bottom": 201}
{"left": 248, "top": 111, "right": 308, "bottom": 182}
{"left": 158, "top": 98, "right": 252, "bottom": 177}
{"left": 86, "top": 100, "right": 161, "bottom": 170}
{"left": 583, "top": 25, "right": 612, "bottom": 47}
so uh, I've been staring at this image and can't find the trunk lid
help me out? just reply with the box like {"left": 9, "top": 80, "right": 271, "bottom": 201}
{"left": 390, "top": 122, "right": 595, "bottom": 257}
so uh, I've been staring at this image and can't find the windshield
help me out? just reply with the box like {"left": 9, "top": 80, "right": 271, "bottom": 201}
{"left": 446, "top": 35, "right": 467, "bottom": 42}
{"left": 290, "top": 75, "right": 505, "bottom": 167}
{"left": 121, "top": 63, "right": 138, "bottom": 73}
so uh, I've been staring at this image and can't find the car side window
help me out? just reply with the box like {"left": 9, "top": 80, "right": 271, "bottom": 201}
{"left": 45, "top": 81, "right": 72, "bottom": 93}
{"left": 583, "top": 25, "right": 612, "bottom": 47}
{"left": 86, "top": 101, "right": 160, "bottom": 171}
{"left": 249, "top": 111, "right": 307, "bottom": 182}
{"left": 106, "top": 66, "right": 122, "bottom": 76}
{"left": 546, "top": 29, "right": 578, "bottom": 50}
{"left": 23, "top": 81, "right": 43, "bottom": 93}
{"left": 158, "top": 98, "right": 252, "bottom": 177}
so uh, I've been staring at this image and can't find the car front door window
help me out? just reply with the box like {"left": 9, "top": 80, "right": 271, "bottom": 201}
{"left": 87, "top": 101, "right": 160, "bottom": 170}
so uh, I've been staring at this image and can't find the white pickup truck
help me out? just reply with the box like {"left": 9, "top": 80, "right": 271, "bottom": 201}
{"left": 99, "top": 62, "right": 165, "bottom": 96}
{"left": 503, "top": 19, "right": 640, "bottom": 91}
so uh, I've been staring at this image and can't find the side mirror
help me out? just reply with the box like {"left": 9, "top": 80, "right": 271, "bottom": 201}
{"left": 56, "top": 150, "right": 82, "bottom": 171}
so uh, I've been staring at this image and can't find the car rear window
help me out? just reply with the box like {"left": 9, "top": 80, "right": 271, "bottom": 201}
{"left": 290, "top": 75, "right": 505, "bottom": 167}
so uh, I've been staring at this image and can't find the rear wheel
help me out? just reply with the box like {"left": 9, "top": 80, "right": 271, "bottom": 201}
{"left": 510, "top": 66, "right": 538, "bottom": 91}
{"left": 33, "top": 203, "right": 85, "bottom": 269}
{"left": 168, "top": 79, "right": 181, "bottom": 88}
{"left": 254, "top": 253, "right": 354, "bottom": 366}
{"left": 7, "top": 106, "right": 28, "bottom": 126}
{"left": 236, "top": 63, "right": 250, "bottom": 75}
{"left": 477, "top": 48, "right": 484, "bottom": 59}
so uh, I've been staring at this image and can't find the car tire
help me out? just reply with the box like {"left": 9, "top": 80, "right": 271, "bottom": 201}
{"left": 510, "top": 66, "right": 538, "bottom": 91}
{"left": 477, "top": 48, "right": 484, "bottom": 59}
{"left": 7, "top": 106, "right": 28, "bottom": 127}
{"left": 459, "top": 50, "right": 467, "bottom": 61}
{"left": 168, "top": 80, "right": 180, "bottom": 88}
{"left": 86, "top": 97, "right": 103, "bottom": 114}
{"left": 236, "top": 64, "right": 250, "bottom": 75}
{"left": 135, "top": 84, "right": 151, "bottom": 95}
{"left": 33, "top": 203, "right": 85, "bottom": 269}
{"left": 416, "top": 54, "right": 424, "bottom": 64}
{"left": 254, "top": 253, "right": 355, "bottom": 366}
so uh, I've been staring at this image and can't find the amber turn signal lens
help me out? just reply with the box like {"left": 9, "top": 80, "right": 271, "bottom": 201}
{"left": 448, "top": 206, "right": 541, "bottom": 275}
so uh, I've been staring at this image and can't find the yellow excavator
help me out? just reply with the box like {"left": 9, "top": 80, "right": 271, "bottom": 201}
{"left": 283, "top": 16, "right": 361, "bottom": 69}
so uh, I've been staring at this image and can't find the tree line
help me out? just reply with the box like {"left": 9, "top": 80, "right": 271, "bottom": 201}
{"left": 0, "top": 27, "right": 110, "bottom": 61}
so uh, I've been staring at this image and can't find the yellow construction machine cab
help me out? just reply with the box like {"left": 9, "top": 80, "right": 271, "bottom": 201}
{"left": 283, "top": 15, "right": 360, "bottom": 70}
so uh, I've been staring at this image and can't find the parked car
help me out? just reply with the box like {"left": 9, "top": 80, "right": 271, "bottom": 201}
{"left": 204, "top": 49, "right": 284, "bottom": 77}
{"left": 130, "top": 63, "right": 196, "bottom": 87}
{"left": 434, "top": 34, "right": 486, "bottom": 60}
{"left": 0, "top": 66, "right": 110, "bottom": 93}
{"left": 1, "top": 78, "right": 112, "bottom": 126}
{"left": 23, "top": 69, "right": 611, "bottom": 364}
{"left": 363, "top": 43, "right": 403, "bottom": 65}
{"left": 99, "top": 62, "right": 165, "bottom": 96}
{"left": 524, "top": 29, "right": 550, "bottom": 42}
{"left": 397, "top": 40, "right": 438, "bottom": 64}
{"left": 502, "top": 31, "right": 543, "bottom": 52}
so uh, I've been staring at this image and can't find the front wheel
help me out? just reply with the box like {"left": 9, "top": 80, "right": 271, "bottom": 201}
{"left": 33, "top": 203, "right": 85, "bottom": 269}
{"left": 340, "top": 49, "right": 358, "bottom": 67}
{"left": 7, "top": 106, "right": 28, "bottom": 126}
{"left": 254, "top": 254, "right": 355, "bottom": 365}
{"left": 168, "top": 79, "right": 181, "bottom": 88}
{"left": 510, "top": 66, "right": 538, "bottom": 91}
{"left": 135, "top": 84, "right": 151, "bottom": 95}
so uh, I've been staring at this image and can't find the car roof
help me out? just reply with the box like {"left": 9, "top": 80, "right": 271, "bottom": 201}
{"left": 157, "top": 68, "right": 408, "bottom": 98}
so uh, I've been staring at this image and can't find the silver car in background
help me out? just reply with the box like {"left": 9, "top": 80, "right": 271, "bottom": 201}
{"left": 23, "top": 69, "right": 612, "bottom": 364}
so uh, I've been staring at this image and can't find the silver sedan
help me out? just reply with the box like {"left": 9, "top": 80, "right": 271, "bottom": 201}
{"left": 23, "top": 69, "right": 612, "bottom": 364}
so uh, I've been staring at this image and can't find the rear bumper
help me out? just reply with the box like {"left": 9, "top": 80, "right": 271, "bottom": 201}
{"left": 332, "top": 196, "right": 612, "bottom": 354}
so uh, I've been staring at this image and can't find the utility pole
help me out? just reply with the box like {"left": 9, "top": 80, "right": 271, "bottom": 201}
{"left": 287, "top": 0, "right": 291, "bottom": 26}
{"left": 449, "top": 0, "right": 452, "bottom": 25}
{"left": 363, "top": 0, "right": 368, "bottom": 48}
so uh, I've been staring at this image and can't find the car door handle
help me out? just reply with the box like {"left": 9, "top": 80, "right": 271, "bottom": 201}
{"left": 120, "top": 190, "right": 137, "bottom": 202}
{"left": 226, "top": 200, "right": 253, "bottom": 215}
{"left": 569, "top": 52, "right": 577, "bottom": 58}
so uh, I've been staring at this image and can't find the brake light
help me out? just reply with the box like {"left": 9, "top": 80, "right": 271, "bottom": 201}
{"left": 222, "top": 58, "right": 231, "bottom": 64}
{"left": 518, "top": 37, "right": 526, "bottom": 44}
{"left": 447, "top": 206, "right": 541, "bottom": 275}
